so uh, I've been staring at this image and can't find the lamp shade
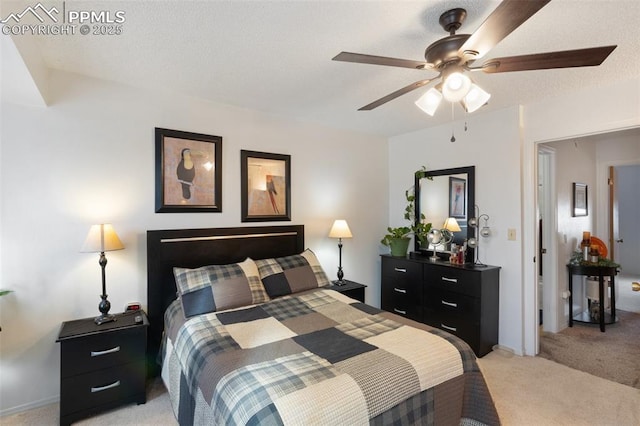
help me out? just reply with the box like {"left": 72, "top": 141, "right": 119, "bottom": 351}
{"left": 328, "top": 220, "right": 352, "bottom": 239}
{"left": 461, "top": 83, "right": 491, "bottom": 113}
{"left": 443, "top": 217, "right": 462, "bottom": 232}
{"left": 415, "top": 87, "right": 443, "bottom": 116}
{"left": 81, "top": 224, "right": 124, "bottom": 253}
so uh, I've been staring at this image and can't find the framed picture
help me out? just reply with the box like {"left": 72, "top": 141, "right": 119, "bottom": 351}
{"left": 572, "top": 182, "right": 588, "bottom": 217}
{"left": 155, "top": 128, "right": 222, "bottom": 213}
{"left": 241, "top": 150, "right": 291, "bottom": 222}
{"left": 449, "top": 177, "right": 466, "bottom": 218}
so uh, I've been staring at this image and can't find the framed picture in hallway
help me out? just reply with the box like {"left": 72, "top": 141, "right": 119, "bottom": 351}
{"left": 241, "top": 150, "right": 291, "bottom": 222}
{"left": 155, "top": 128, "right": 222, "bottom": 213}
{"left": 572, "top": 182, "right": 588, "bottom": 217}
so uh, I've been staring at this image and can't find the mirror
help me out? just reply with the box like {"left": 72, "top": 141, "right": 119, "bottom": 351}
{"left": 414, "top": 166, "right": 475, "bottom": 262}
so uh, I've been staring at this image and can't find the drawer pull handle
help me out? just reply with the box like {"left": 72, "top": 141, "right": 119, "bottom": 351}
{"left": 394, "top": 308, "right": 407, "bottom": 315}
{"left": 91, "top": 346, "right": 120, "bottom": 357}
{"left": 441, "top": 323, "right": 457, "bottom": 332}
{"left": 91, "top": 380, "right": 120, "bottom": 393}
{"left": 441, "top": 300, "right": 458, "bottom": 308}
{"left": 394, "top": 287, "right": 407, "bottom": 294}
{"left": 394, "top": 268, "right": 407, "bottom": 273}
{"left": 441, "top": 276, "right": 458, "bottom": 283}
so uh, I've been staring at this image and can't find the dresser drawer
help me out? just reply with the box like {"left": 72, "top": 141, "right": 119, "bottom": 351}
{"left": 424, "top": 287, "right": 480, "bottom": 320}
{"left": 61, "top": 327, "right": 145, "bottom": 378}
{"left": 381, "top": 257, "right": 423, "bottom": 321}
{"left": 425, "top": 310, "right": 479, "bottom": 350}
{"left": 382, "top": 291, "right": 423, "bottom": 320}
{"left": 60, "top": 361, "right": 146, "bottom": 416}
{"left": 382, "top": 258, "right": 422, "bottom": 294}
{"left": 424, "top": 264, "right": 481, "bottom": 297}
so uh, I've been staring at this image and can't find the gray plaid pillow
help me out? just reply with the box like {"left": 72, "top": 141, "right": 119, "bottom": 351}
{"left": 173, "top": 258, "right": 269, "bottom": 318}
{"left": 254, "top": 249, "right": 331, "bottom": 298}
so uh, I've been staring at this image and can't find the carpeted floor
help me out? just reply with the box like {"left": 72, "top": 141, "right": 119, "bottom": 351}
{"left": 539, "top": 309, "right": 640, "bottom": 389}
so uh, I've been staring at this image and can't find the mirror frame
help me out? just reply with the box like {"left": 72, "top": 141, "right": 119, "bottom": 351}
{"left": 414, "top": 166, "right": 475, "bottom": 263}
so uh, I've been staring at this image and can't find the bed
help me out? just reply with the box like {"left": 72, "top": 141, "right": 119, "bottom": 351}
{"left": 147, "top": 225, "right": 500, "bottom": 425}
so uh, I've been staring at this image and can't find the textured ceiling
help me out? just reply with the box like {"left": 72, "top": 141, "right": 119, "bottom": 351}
{"left": 5, "top": 0, "right": 640, "bottom": 136}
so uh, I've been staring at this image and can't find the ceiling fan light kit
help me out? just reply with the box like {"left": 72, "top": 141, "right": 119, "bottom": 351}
{"left": 461, "top": 84, "right": 491, "bottom": 113}
{"left": 415, "top": 87, "right": 442, "bottom": 116}
{"left": 333, "top": 0, "right": 616, "bottom": 117}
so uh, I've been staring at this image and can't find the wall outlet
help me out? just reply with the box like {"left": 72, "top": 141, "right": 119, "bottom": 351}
{"left": 508, "top": 228, "right": 517, "bottom": 241}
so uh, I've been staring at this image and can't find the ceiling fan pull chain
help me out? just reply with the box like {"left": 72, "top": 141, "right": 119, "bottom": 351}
{"left": 450, "top": 103, "right": 456, "bottom": 142}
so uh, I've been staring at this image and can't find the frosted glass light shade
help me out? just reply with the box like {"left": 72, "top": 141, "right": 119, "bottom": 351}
{"left": 462, "top": 84, "right": 491, "bottom": 113}
{"left": 415, "top": 87, "right": 443, "bottom": 116}
{"left": 328, "top": 220, "right": 352, "bottom": 239}
{"left": 442, "top": 72, "right": 471, "bottom": 102}
{"left": 81, "top": 224, "right": 124, "bottom": 253}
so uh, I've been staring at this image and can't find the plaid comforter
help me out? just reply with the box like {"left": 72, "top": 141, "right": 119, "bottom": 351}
{"left": 161, "top": 289, "right": 500, "bottom": 425}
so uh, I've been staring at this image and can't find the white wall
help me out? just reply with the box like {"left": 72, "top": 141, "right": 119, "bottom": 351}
{"left": 389, "top": 106, "right": 524, "bottom": 354}
{"left": 0, "top": 69, "right": 388, "bottom": 414}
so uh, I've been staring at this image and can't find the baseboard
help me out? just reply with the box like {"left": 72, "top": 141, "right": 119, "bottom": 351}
{"left": 0, "top": 395, "right": 59, "bottom": 418}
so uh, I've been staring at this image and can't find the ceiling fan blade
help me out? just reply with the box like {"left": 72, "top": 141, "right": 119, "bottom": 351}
{"left": 480, "top": 46, "right": 617, "bottom": 73}
{"left": 358, "top": 79, "right": 433, "bottom": 110}
{"left": 333, "top": 52, "right": 429, "bottom": 70}
{"left": 459, "top": 0, "right": 551, "bottom": 60}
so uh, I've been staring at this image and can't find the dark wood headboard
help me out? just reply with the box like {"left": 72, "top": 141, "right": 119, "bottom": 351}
{"left": 146, "top": 225, "right": 304, "bottom": 376}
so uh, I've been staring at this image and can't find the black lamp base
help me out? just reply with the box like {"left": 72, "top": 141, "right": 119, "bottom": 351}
{"left": 94, "top": 313, "right": 116, "bottom": 325}
{"left": 95, "top": 293, "right": 116, "bottom": 325}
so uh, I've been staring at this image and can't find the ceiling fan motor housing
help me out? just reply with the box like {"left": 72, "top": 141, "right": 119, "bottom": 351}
{"left": 424, "top": 34, "right": 470, "bottom": 69}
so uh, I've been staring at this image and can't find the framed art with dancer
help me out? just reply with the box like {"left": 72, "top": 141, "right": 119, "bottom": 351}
{"left": 155, "top": 128, "right": 222, "bottom": 213}
{"left": 449, "top": 176, "right": 466, "bottom": 219}
{"left": 240, "top": 150, "right": 291, "bottom": 222}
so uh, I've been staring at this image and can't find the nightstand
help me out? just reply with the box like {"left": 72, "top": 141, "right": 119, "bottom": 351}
{"left": 56, "top": 311, "right": 149, "bottom": 426}
{"left": 330, "top": 280, "right": 367, "bottom": 303}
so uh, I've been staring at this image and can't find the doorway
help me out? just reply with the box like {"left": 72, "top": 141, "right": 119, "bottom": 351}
{"left": 533, "top": 128, "right": 640, "bottom": 355}
{"left": 610, "top": 163, "right": 640, "bottom": 313}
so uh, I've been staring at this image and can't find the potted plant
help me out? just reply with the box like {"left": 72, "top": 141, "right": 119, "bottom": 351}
{"left": 381, "top": 168, "right": 432, "bottom": 256}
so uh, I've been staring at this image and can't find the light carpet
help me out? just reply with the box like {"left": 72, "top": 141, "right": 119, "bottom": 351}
{"left": 539, "top": 309, "right": 640, "bottom": 389}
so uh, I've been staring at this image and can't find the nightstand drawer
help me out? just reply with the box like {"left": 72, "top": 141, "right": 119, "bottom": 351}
{"left": 60, "top": 361, "right": 146, "bottom": 416}
{"left": 61, "top": 327, "right": 145, "bottom": 377}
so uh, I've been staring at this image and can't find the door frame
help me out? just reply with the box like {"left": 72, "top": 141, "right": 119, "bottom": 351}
{"left": 537, "top": 146, "right": 560, "bottom": 333}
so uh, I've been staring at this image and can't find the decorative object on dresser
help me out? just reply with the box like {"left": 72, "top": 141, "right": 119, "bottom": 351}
{"left": 328, "top": 219, "right": 352, "bottom": 284}
{"left": 467, "top": 205, "right": 491, "bottom": 266}
{"left": 329, "top": 280, "right": 366, "bottom": 302}
{"left": 81, "top": 224, "right": 124, "bottom": 325}
{"left": 381, "top": 254, "right": 500, "bottom": 357}
{"left": 56, "top": 311, "right": 148, "bottom": 426}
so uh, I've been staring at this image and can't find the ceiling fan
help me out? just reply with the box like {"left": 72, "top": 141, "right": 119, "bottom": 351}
{"left": 332, "top": 0, "right": 616, "bottom": 115}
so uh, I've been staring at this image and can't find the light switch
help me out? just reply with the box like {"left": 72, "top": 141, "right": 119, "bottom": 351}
{"left": 508, "top": 228, "right": 516, "bottom": 241}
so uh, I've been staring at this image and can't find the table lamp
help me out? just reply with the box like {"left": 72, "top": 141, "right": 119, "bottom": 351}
{"left": 328, "top": 220, "right": 352, "bottom": 285}
{"left": 81, "top": 224, "right": 124, "bottom": 325}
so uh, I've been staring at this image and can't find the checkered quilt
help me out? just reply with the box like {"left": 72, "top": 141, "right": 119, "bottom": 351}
{"left": 161, "top": 289, "right": 499, "bottom": 425}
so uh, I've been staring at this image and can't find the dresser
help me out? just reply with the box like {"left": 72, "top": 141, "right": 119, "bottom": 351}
{"left": 381, "top": 254, "right": 500, "bottom": 357}
{"left": 56, "top": 311, "right": 148, "bottom": 426}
